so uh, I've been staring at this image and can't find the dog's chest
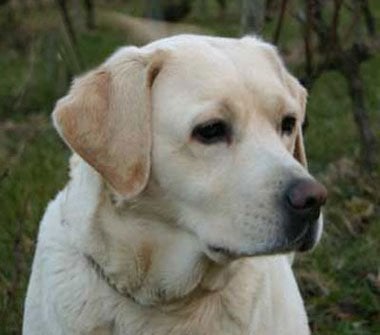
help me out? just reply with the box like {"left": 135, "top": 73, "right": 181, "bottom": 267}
{"left": 103, "top": 261, "right": 261, "bottom": 335}
{"left": 111, "top": 289, "right": 253, "bottom": 335}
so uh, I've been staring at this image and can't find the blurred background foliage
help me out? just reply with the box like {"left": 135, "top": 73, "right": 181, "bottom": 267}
{"left": 0, "top": 1, "right": 379, "bottom": 334}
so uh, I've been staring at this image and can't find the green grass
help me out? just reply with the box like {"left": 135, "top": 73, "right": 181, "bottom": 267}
{"left": 0, "top": 2, "right": 379, "bottom": 334}
{"left": 0, "top": 121, "right": 69, "bottom": 333}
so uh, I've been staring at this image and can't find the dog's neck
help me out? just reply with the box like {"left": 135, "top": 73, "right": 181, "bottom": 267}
{"left": 91, "top": 192, "right": 244, "bottom": 308}
{"left": 68, "top": 156, "right": 244, "bottom": 308}
{"left": 61, "top": 157, "right": 310, "bottom": 334}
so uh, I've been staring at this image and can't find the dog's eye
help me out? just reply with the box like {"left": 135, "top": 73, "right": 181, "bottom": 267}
{"left": 281, "top": 116, "right": 296, "bottom": 135}
{"left": 192, "top": 119, "right": 231, "bottom": 144}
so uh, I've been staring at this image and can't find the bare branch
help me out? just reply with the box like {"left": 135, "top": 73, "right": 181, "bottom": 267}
{"left": 55, "top": 0, "right": 83, "bottom": 69}
{"left": 304, "top": 2, "right": 314, "bottom": 86}
{"left": 342, "top": 5, "right": 361, "bottom": 44}
{"left": 272, "top": 0, "right": 288, "bottom": 44}
{"left": 331, "top": 0, "right": 343, "bottom": 48}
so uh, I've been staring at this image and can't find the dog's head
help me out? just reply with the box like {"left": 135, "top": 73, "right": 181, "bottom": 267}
{"left": 53, "top": 35, "right": 327, "bottom": 261}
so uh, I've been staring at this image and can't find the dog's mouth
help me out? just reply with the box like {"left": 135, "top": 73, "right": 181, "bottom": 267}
{"left": 207, "top": 245, "right": 247, "bottom": 259}
{"left": 206, "top": 220, "right": 320, "bottom": 263}
{"left": 205, "top": 245, "right": 247, "bottom": 263}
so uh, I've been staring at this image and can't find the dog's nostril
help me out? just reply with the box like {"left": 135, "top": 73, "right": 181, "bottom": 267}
{"left": 304, "top": 196, "right": 317, "bottom": 209}
{"left": 286, "top": 179, "right": 327, "bottom": 213}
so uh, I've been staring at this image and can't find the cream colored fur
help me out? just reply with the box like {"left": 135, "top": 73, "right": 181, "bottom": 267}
{"left": 23, "top": 35, "right": 322, "bottom": 335}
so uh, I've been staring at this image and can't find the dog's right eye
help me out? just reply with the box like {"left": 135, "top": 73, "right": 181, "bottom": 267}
{"left": 281, "top": 115, "right": 297, "bottom": 136}
{"left": 191, "top": 119, "right": 231, "bottom": 145}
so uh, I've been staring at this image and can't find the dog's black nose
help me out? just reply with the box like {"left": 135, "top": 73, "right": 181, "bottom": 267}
{"left": 285, "top": 179, "right": 327, "bottom": 221}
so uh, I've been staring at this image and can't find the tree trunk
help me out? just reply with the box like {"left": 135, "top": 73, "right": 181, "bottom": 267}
{"left": 341, "top": 62, "right": 377, "bottom": 170}
{"left": 272, "top": 0, "right": 288, "bottom": 44}
{"left": 83, "top": 0, "right": 95, "bottom": 30}
{"left": 360, "top": 0, "right": 376, "bottom": 37}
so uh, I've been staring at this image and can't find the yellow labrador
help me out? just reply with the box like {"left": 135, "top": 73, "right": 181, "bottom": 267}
{"left": 23, "top": 35, "right": 327, "bottom": 335}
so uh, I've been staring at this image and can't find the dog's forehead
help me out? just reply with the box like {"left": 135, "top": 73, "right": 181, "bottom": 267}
{"left": 108, "top": 35, "right": 289, "bottom": 102}
{"left": 149, "top": 35, "right": 297, "bottom": 122}
{"left": 152, "top": 35, "right": 283, "bottom": 89}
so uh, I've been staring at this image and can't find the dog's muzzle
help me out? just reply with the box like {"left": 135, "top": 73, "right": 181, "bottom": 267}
{"left": 205, "top": 178, "right": 327, "bottom": 262}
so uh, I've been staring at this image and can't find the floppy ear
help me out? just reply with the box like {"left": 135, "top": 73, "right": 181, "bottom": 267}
{"left": 293, "top": 84, "right": 308, "bottom": 168}
{"left": 283, "top": 73, "right": 308, "bottom": 168}
{"left": 294, "top": 124, "right": 307, "bottom": 168}
{"left": 53, "top": 49, "right": 164, "bottom": 198}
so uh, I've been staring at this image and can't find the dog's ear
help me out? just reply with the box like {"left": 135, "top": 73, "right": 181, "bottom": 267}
{"left": 283, "top": 73, "right": 308, "bottom": 168}
{"left": 294, "top": 124, "right": 307, "bottom": 168}
{"left": 53, "top": 49, "right": 164, "bottom": 198}
{"left": 293, "top": 84, "right": 308, "bottom": 168}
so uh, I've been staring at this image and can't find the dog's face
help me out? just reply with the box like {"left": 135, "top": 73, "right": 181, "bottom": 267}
{"left": 53, "top": 35, "right": 327, "bottom": 261}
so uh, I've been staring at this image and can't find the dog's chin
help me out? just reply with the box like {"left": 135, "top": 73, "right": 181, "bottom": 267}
{"left": 294, "top": 218, "right": 322, "bottom": 252}
{"left": 205, "top": 220, "right": 321, "bottom": 264}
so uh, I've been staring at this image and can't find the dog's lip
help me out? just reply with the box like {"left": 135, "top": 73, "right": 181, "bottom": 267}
{"left": 295, "top": 220, "right": 320, "bottom": 252}
{"left": 206, "top": 220, "right": 318, "bottom": 261}
{"left": 206, "top": 244, "right": 257, "bottom": 262}
{"left": 208, "top": 245, "right": 244, "bottom": 258}
{"left": 205, "top": 245, "right": 247, "bottom": 263}
{"left": 277, "top": 220, "right": 316, "bottom": 252}
{"left": 288, "top": 223, "right": 310, "bottom": 247}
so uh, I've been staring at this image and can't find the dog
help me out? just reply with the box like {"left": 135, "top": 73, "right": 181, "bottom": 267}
{"left": 23, "top": 34, "right": 327, "bottom": 335}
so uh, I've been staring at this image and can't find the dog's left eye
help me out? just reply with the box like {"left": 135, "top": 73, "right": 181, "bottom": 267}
{"left": 192, "top": 119, "right": 231, "bottom": 144}
{"left": 281, "top": 116, "right": 297, "bottom": 135}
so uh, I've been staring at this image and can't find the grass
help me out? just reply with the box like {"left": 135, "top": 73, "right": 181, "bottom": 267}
{"left": 0, "top": 2, "right": 379, "bottom": 334}
{"left": 0, "top": 123, "right": 69, "bottom": 333}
